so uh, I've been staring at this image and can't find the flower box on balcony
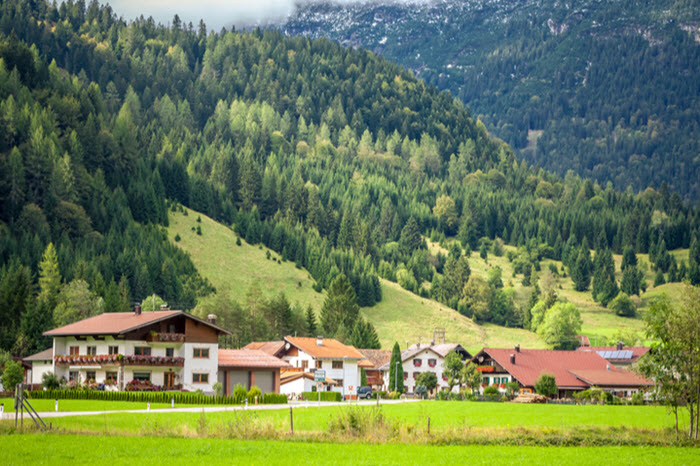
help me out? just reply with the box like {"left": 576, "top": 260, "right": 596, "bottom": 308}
{"left": 122, "top": 355, "right": 185, "bottom": 367}
{"left": 476, "top": 366, "right": 495, "bottom": 373}
{"left": 55, "top": 354, "right": 123, "bottom": 365}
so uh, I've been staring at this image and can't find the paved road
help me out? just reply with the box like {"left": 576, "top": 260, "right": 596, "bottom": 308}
{"left": 2, "top": 398, "right": 420, "bottom": 419}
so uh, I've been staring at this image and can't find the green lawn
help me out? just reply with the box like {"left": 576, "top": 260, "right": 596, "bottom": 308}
{"left": 32, "top": 401, "right": 678, "bottom": 436}
{"left": 0, "top": 398, "right": 209, "bottom": 413}
{"left": 1, "top": 435, "right": 697, "bottom": 465}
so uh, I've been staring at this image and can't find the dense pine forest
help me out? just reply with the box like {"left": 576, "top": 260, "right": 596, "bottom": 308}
{"left": 0, "top": 0, "right": 698, "bottom": 356}
{"left": 284, "top": 0, "right": 700, "bottom": 200}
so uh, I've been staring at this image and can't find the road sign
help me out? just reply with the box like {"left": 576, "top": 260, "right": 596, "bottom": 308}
{"left": 348, "top": 385, "right": 353, "bottom": 392}
{"left": 316, "top": 382, "right": 323, "bottom": 391}
{"left": 314, "top": 370, "right": 325, "bottom": 382}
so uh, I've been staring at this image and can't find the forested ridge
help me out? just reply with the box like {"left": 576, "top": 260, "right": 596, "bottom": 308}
{"left": 284, "top": 0, "right": 700, "bottom": 200}
{"left": 0, "top": 0, "right": 698, "bottom": 356}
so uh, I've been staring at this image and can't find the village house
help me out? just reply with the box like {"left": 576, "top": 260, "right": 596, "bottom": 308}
{"left": 357, "top": 349, "right": 392, "bottom": 391}
{"left": 379, "top": 342, "right": 471, "bottom": 394}
{"left": 27, "top": 304, "right": 230, "bottom": 393}
{"left": 472, "top": 346, "right": 653, "bottom": 398}
{"left": 217, "top": 349, "right": 290, "bottom": 395}
{"left": 245, "top": 336, "right": 366, "bottom": 399}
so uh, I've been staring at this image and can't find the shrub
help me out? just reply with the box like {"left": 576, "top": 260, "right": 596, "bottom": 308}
{"left": 1, "top": 360, "right": 23, "bottom": 389}
{"left": 233, "top": 384, "right": 247, "bottom": 404}
{"left": 42, "top": 372, "right": 60, "bottom": 390}
{"left": 415, "top": 385, "right": 428, "bottom": 399}
{"left": 631, "top": 392, "right": 644, "bottom": 405}
{"left": 247, "top": 386, "right": 263, "bottom": 404}
{"left": 448, "top": 391, "right": 464, "bottom": 401}
{"left": 302, "top": 391, "right": 342, "bottom": 402}
{"left": 386, "top": 391, "right": 401, "bottom": 400}
{"left": 534, "top": 373, "right": 558, "bottom": 397}
{"left": 29, "top": 389, "right": 240, "bottom": 405}
{"left": 609, "top": 292, "right": 636, "bottom": 317}
{"left": 213, "top": 382, "right": 223, "bottom": 397}
{"left": 483, "top": 385, "right": 499, "bottom": 398}
{"left": 436, "top": 390, "right": 449, "bottom": 401}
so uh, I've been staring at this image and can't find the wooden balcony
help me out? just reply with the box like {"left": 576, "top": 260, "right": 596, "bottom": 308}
{"left": 54, "top": 354, "right": 184, "bottom": 367}
{"left": 146, "top": 332, "right": 186, "bottom": 343}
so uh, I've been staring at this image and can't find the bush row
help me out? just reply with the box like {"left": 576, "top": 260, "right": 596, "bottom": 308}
{"left": 28, "top": 389, "right": 286, "bottom": 405}
{"left": 302, "top": 391, "right": 342, "bottom": 402}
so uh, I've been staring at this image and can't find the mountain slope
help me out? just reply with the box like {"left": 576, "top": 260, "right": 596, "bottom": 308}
{"left": 283, "top": 0, "right": 700, "bottom": 200}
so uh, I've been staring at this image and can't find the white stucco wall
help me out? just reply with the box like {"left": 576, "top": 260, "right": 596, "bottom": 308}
{"left": 182, "top": 342, "right": 218, "bottom": 392}
{"left": 30, "top": 361, "right": 53, "bottom": 385}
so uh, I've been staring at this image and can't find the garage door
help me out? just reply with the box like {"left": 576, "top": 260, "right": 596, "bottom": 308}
{"left": 254, "top": 371, "right": 274, "bottom": 394}
{"left": 229, "top": 370, "right": 249, "bottom": 391}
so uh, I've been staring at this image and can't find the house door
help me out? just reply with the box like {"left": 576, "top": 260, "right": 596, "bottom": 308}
{"left": 164, "top": 372, "right": 175, "bottom": 389}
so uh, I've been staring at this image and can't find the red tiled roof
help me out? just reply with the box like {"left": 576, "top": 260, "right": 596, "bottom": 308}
{"left": 569, "top": 369, "right": 654, "bottom": 387}
{"left": 44, "top": 310, "right": 230, "bottom": 336}
{"left": 476, "top": 348, "right": 614, "bottom": 389}
{"left": 358, "top": 349, "right": 392, "bottom": 369}
{"left": 218, "top": 349, "right": 290, "bottom": 369}
{"left": 24, "top": 348, "right": 53, "bottom": 361}
{"left": 284, "top": 337, "right": 364, "bottom": 360}
{"left": 242, "top": 341, "right": 286, "bottom": 356}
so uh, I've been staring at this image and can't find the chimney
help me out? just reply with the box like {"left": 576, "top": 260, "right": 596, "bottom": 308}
{"left": 134, "top": 303, "right": 142, "bottom": 316}
{"left": 207, "top": 314, "right": 217, "bottom": 325}
{"left": 616, "top": 341, "right": 624, "bottom": 351}
{"left": 510, "top": 353, "right": 516, "bottom": 365}
{"left": 606, "top": 364, "right": 610, "bottom": 371}
{"left": 515, "top": 344, "right": 520, "bottom": 353}
{"left": 316, "top": 336, "right": 323, "bottom": 346}
{"left": 160, "top": 304, "right": 168, "bottom": 311}
{"left": 430, "top": 339, "right": 435, "bottom": 346}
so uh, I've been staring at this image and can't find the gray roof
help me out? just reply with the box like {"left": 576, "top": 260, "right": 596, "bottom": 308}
{"left": 24, "top": 348, "right": 53, "bottom": 362}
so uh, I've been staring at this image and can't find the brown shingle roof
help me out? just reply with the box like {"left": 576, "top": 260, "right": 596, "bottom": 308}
{"left": 285, "top": 337, "right": 364, "bottom": 359}
{"left": 476, "top": 348, "right": 614, "bottom": 389}
{"left": 218, "top": 349, "right": 290, "bottom": 369}
{"left": 242, "top": 341, "right": 286, "bottom": 357}
{"left": 358, "top": 349, "right": 392, "bottom": 369}
{"left": 569, "top": 369, "right": 654, "bottom": 387}
{"left": 43, "top": 310, "right": 230, "bottom": 336}
{"left": 24, "top": 348, "right": 53, "bottom": 361}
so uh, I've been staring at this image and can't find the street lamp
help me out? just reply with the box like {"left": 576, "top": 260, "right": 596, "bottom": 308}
{"left": 395, "top": 361, "right": 399, "bottom": 393}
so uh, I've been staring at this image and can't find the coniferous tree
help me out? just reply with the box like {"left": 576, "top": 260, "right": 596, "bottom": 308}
{"left": 399, "top": 216, "right": 422, "bottom": 255}
{"left": 320, "top": 273, "right": 359, "bottom": 337}
{"left": 592, "top": 248, "right": 618, "bottom": 306}
{"left": 571, "top": 242, "right": 592, "bottom": 292}
{"left": 620, "top": 265, "right": 642, "bottom": 296}
{"left": 38, "top": 242, "right": 61, "bottom": 311}
{"left": 305, "top": 306, "right": 317, "bottom": 336}
{"left": 388, "top": 341, "right": 404, "bottom": 393}
{"left": 689, "top": 236, "right": 700, "bottom": 286}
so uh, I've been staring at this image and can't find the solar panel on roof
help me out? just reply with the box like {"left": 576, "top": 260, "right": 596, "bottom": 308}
{"left": 597, "top": 350, "right": 634, "bottom": 360}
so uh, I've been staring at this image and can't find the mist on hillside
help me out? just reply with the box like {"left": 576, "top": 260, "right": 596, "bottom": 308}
{"left": 103, "top": 0, "right": 431, "bottom": 31}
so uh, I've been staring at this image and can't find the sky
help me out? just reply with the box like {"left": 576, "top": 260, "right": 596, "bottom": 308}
{"left": 102, "top": 1, "right": 429, "bottom": 30}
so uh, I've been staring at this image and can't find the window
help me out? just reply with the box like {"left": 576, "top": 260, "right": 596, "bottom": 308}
{"left": 108, "top": 346, "right": 119, "bottom": 355}
{"left": 166, "top": 347, "right": 174, "bottom": 357}
{"left": 193, "top": 347, "right": 209, "bottom": 358}
{"left": 86, "top": 346, "right": 96, "bottom": 356}
{"left": 335, "top": 378, "right": 343, "bottom": 388}
{"left": 301, "top": 360, "right": 309, "bottom": 369}
{"left": 69, "top": 371, "right": 79, "bottom": 381}
{"left": 483, "top": 377, "right": 489, "bottom": 385}
{"left": 69, "top": 346, "right": 79, "bottom": 356}
{"left": 169, "top": 324, "right": 176, "bottom": 333}
{"left": 403, "top": 372, "right": 408, "bottom": 380}
{"left": 413, "top": 359, "right": 422, "bottom": 367}
{"left": 428, "top": 359, "right": 437, "bottom": 368}
{"left": 133, "top": 372, "right": 151, "bottom": 382}
{"left": 315, "top": 359, "right": 322, "bottom": 369}
{"left": 413, "top": 372, "right": 419, "bottom": 379}
{"left": 332, "top": 360, "right": 343, "bottom": 369}
{"left": 86, "top": 371, "right": 96, "bottom": 381}
{"left": 135, "top": 347, "right": 151, "bottom": 356}
{"left": 106, "top": 372, "right": 118, "bottom": 382}
{"left": 193, "top": 373, "right": 209, "bottom": 384}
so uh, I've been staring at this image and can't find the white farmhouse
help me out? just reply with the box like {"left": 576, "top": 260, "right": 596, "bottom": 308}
{"left": 246, "top": 336, "right": 366, "bottom": 399}
{"left": 27, "top": 305, "right": 230, "bottom": 393}
{"left": 379, "top": 343, "right": 471, "bottom": 394}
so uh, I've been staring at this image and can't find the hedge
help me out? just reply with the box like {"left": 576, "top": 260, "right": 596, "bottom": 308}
{"left": 28, "top": 390, "right": 286, "bottom": 405}
{"left": 302, "top": 391, "right": 342, "bottom": 402}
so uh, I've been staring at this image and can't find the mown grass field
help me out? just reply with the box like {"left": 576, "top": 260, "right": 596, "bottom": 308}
{"left": 26, "top": 401, "right": 679, "bottom": 435}
{"left": 2, "top": 435, "right": 696, "bottom": 466}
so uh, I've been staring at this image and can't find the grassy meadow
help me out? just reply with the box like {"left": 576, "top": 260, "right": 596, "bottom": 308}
{"left": 167, "top": 206, "right": 686, "bottom": 351}
{"left": 2, "top": 435, "right": 696, "bottom": 466}
{"left": 167, "top": 207, "right": 326, "bottom": 311}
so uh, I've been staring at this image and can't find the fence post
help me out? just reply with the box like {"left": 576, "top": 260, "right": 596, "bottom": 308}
{"left": 55, "top": 399, "right": 58, "bottom": 412}
{"left": 427, "top": 416, "right": 431, "bottom": 435}
{"left": 289, "top": 407, "right": 293, "bottom": 435}
{"left": 171, "top": 397, "right": 174, "bottom": 408}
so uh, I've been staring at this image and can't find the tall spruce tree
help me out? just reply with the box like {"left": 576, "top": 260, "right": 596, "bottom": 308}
{"left": 571, "top": 241, "right": 593, "bottom": 292}
{"left": 38, "top": 242, "right": 61, "bottom": 311}
{"left": 320, "top": 274, "right": 359, "bottom": 337}
{"left": 305, "top": 306, "right": 317, "bottom": 336}
{"left": 388, "top": 341, "right": 405, "bottom": 393}
{"left": 399, "top": 216, "right": 422, "bottom": 255}
{"left": 592, "top": 248, "right": 618, "bottom": 306}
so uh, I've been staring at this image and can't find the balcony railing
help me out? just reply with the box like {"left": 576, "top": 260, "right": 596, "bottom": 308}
{"left": 146, "top": 332, "right": 185, "bottom": 343}
{"left": 55, "top": 354, "right": 184, "bottom": 367}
